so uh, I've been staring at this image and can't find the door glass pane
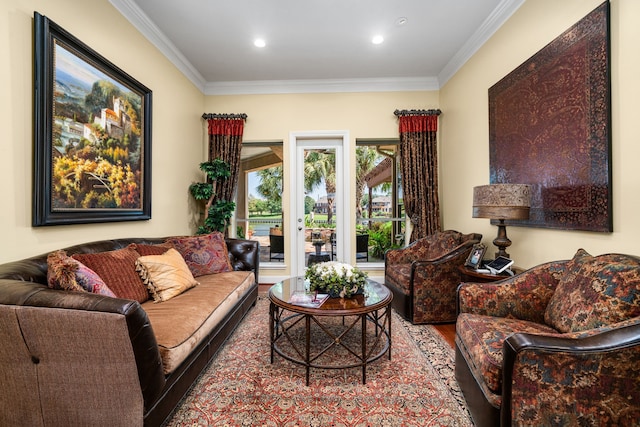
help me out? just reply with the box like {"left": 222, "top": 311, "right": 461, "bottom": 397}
{"left": 304, "top": 148, "right": 336, "bottom": 265}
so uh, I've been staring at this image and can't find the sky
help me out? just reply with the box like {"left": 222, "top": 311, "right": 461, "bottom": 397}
{"left": 249, "top": 171, "right": 325, "bottom": 201}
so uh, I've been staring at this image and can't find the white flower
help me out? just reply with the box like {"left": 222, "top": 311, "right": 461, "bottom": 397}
{"left": 305, "top": 261, "right": 368, "bottom": 298}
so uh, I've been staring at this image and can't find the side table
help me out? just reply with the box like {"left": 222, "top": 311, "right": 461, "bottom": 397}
{"left": 458, "top": 265, "right": 523, "bottom": 283}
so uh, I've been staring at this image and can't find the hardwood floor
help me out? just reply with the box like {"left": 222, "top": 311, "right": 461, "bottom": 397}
{"left": 258, "top": 284, "right": 456, "bottom": 349}
{"left": 433, "top": 323, "right": 456, "bottom": 348}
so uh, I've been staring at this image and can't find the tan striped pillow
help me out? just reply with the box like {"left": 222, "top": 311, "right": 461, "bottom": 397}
{"left": 135, "top": 248, "right": 199, "bottom": 302}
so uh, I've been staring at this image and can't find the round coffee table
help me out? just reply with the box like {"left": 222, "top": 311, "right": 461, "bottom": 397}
{"left": 269, "top": 277, "right": 393, "bottom": 385}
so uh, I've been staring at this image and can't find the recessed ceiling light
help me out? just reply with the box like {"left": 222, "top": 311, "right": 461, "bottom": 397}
{"left": 372, "top": 35, "right": 384, "bottom": 45}
{"left": 254, "top": 39, "right": 266, "bottom": 48}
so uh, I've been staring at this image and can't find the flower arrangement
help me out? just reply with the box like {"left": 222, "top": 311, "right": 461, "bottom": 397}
{"left": 305, "top": 261, "right": 368, "bottom": 298}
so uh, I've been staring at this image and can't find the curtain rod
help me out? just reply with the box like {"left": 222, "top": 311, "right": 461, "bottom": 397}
{"left": 202, "top": 113, "right": 247, "bottom": 120}
{"left": 393, "top": 109, "right": 442, "bottom": 117}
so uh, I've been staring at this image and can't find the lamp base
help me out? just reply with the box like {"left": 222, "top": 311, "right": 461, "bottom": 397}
{"left": 493, "top": 220, "right": 512, "bottom": 259}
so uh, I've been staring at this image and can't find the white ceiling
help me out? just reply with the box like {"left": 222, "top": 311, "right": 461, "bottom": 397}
{"left": 110, "top": 0, "right": 524, "bottom": 95}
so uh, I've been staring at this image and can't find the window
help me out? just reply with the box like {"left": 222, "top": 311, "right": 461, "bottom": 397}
{"left": 236, "top": 141, "right": 284, "bottom": 265}
{"left": 356, "top": 139, "right": 406, "bottom": 264}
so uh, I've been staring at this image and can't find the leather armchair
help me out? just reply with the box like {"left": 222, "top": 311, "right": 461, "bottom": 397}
{"left": 384, "top": 230, "right": 482, "bottom": 324}
{"left": 455, "top": 251, "right": 640, "bottom": 426}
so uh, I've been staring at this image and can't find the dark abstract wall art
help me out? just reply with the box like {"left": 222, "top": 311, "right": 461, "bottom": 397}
{"left": 488, "top": 2, "right": 611, "bottom": 232}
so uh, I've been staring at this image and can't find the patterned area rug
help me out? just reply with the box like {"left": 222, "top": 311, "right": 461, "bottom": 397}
{"left": 164, "top": 296, "right": 472, "bottom": 426}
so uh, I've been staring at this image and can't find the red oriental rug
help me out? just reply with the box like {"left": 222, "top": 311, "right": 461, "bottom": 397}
{"left": 164, "top": 296, "right": 472, "bottom": 426}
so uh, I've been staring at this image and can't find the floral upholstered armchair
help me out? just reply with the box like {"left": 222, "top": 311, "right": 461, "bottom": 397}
{"left": 384, "top": 230, "right": 482, "bottom": 324}
{"left": 455, "top": 249, "right": 640, "bottom": 427}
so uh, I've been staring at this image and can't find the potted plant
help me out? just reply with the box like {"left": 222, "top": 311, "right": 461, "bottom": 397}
{"left": 189, "top": 158, "right": 236, "bottom": 235}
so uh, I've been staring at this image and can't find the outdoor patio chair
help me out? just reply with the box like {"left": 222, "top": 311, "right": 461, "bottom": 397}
{"left": 329, "top": 233, "right": 369, "bottom": 262}
{"left": 356, "top": 234, "right": 369, "bottom": 262}
{"left": 269, "top": 234, "right": 284, "bottom": 262}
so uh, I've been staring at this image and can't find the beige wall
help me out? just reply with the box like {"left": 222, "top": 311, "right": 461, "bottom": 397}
{"left": 440, "top": 0, "right": 640, "bottom": 268}
{"left": 206, "top": 92, "right": 437, "bottom": 141}
{"left": 1, "top": 0, "right": 204, "bottom": 262}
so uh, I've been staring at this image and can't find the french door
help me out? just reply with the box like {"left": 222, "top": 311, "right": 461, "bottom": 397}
{"left": 289, "top": 131, "right": 351, "bottom": 278}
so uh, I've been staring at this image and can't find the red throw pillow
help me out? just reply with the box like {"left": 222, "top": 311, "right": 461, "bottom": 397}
{"left": 168, "top": 232, "right": 232, "bottom": 277}
{"left": 72, "top": 247, "right": 149, "bottom": 303}
{"left": 129, "top": 242, "right": 173, "bottom": 256}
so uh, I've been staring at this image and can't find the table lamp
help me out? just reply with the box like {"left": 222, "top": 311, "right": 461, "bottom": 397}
{"left": 472, "top": 184, "right": 531, "bottom": 259}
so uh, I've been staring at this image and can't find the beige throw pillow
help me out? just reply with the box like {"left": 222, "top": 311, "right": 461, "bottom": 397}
{"left": 135, "top": 248, "right": 199, "bottom": 302}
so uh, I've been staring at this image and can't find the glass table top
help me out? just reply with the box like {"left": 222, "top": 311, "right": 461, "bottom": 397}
{"left": 268, "top": 276, "right": 391, "bottom": 313}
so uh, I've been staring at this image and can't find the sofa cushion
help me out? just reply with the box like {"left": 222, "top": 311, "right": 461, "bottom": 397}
{"left": 73, "top": 247, "right": 149, "bottom": 303}
{"left": 47, "top": 250, "right": 116, "bottom": 297}
{"left": 545, "top": 249, "right": 640, "bottom": 333}
{"left": 456, "top": 313, "right": 558, "bottom": 394}
{"left": 136, "top": 249, "right": 199, "bottom": 303}
{"left": 168, "top": 233, "right": 232, "bottom": 277}
{"left": 141, "top": 271, "right": 255, "bottom": 374}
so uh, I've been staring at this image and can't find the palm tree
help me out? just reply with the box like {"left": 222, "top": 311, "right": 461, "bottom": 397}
{"left": 256, "top": 165, "right": 283, "bottom": 202}
{"left": 304, "top": 150, "right": 336, "bottom": 224}
{"left": 355, "top": 147, "right": 378, "bottom": 220}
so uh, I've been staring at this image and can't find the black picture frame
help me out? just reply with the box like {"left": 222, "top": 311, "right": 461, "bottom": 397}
{"left": 465, "top": 243, "right": 487, "bottom": 269}
{"left": 33, "top": 12, "right": 152, "bottom": 226}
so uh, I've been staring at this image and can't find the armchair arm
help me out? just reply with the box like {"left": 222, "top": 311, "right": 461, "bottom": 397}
{"left": 0, "top": 280, "right": 165, "bottom": 412}
{"left": 225, "top": 238, "right": 259, "bottom": 284}
{"left": 408, "top": 241, "right": 478, "bottom": 323}
{"left": 385, "top": 230, "right": 481, "bottom": 266}
{"left": 457, "top": 260, "right": 567, "bottom": 323}
{"left": 501, "top": 318, "right": 640, "bottom": 426}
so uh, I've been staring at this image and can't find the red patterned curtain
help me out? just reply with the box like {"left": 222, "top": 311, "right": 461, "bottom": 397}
{"left": 395, "top": 109, "right": 442, "bottom": 242}
{"left": 204, "top": 113, "right": 246, "bottom": 202}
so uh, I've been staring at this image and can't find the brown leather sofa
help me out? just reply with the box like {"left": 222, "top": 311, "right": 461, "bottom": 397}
{"left": 0, "top": 236, "right": 259, "bottom": 427}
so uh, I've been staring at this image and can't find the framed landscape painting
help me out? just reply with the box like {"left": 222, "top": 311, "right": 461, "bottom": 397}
{"left": 33, "top": 12, "right": 152, "bottom": 226}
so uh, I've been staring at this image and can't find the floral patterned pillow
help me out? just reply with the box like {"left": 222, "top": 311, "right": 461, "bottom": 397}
{"left": 47, "top": 250, "right": 116, "bottom": 297}
{"left": 545, "top": 249, "right": 640, "bottom": 333}
{"left": 168, "top": 232, "right": 232, "bottom": 277}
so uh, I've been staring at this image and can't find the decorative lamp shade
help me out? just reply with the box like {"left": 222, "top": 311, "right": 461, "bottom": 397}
{"left": 472, "top": 184, "right": 531, "bottom": 220}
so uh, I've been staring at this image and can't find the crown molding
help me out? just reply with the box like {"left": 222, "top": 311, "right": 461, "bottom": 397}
{"left": 109, "top": 0, "right": 207, "bottom": 92}
{"left": 204, "top": 77, "right": 439, "bottom": 95}
{"left": 438, "top": 0, "right": 525, "bottom": 86}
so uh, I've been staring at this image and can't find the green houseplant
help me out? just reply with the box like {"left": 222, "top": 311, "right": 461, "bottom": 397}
{"left": 189, "top": 158, "right": 236, "bottom": 235}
